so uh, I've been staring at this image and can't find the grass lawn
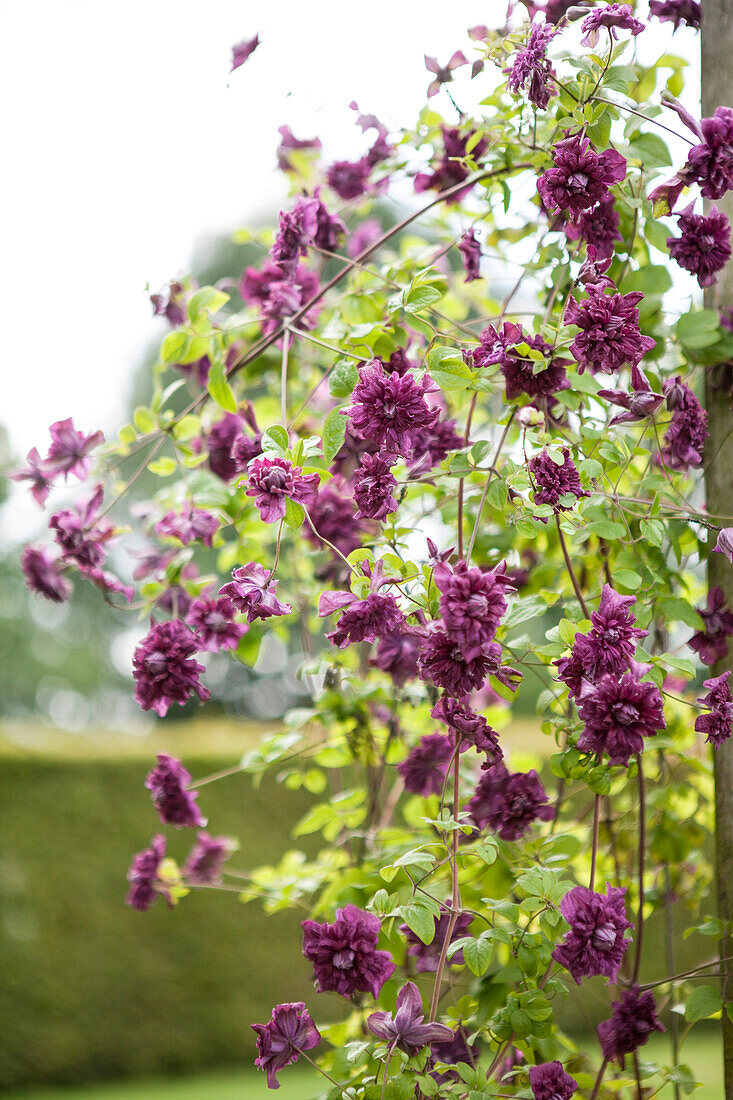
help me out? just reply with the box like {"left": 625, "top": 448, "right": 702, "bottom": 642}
{"left": 17, "top": 1030, "right": 722, "bottom": 1100}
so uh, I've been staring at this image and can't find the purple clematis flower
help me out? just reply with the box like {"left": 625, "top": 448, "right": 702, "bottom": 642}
{"left": 425, "top": 50, "right": 468, "bottom": 98}
{"left": 219, "top": 562, "right": 292, "bottom": 621}
{"left": 246, "top": 456, "right": 320, "bottom": 523}
{"left": 552, "top": 883, "right": 633, "bottom": 984}
{"left": 46, "top": 418, "right": 104, "bottom": 481}
{"left": 367, "top": 982, "right": 453, "bottom": 1055}
{"left": 183, "top": 831, "right": 236, "bottom": 885}
{"left": 302, "top": 904, "right": 395, "bottom": 999}
{"left": 529, "top": 1061, "right": 578, "bottom": 1099}
{"left": 467, "top": 761, "right": 554, "bottom": 840}
{"left": 580, "top": 3, "right": 645, "bottom": 48}
{"left": 565, "top": 284, "right": 656, "bottom": 375}
{"left": 537, "top": 133, "right": 626, "bottom": 220}
{"left": 10, "top": 447, "right": 55, "bottom": 506}
{"left": 186, "top": 595, "right": 248, "bottom": 652}
{"left": 125, "top": 834, "right": 169, "bottom": 912}
{"left": 21, "top": 545, "right": 73, "bottom": 602}
{"left": 668, "top": 204, "right": 732, "bottom": 288}
{"left": 155, "top": 504, "right": 220, "bottom": 548}
{"left": 598, "top": 986, "right": 665, "bottom": 1061}
{"left": 145, "top": 754, "right": 206, "bottom": 828}
{"left": 398, "top": 732, "right": 454, "bottom": 796}
{"left": 689, "top": 587, "right": 733, "bottom": 665}
{"left": 252, "top": 1003, "right": 320, "bottom": 1090}
{"left": 695, "top": 671, "right": 733, "bottom": 748}
{"left": 598, "top": 365, "right": 665, "bottom": 424}
{"left": 132, "top": 620, "right": 211, "bottom": 717}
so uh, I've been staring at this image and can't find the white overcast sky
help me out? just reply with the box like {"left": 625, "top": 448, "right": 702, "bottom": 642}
{"left": 1, "top": 2, "right": 698, "bottom": 488}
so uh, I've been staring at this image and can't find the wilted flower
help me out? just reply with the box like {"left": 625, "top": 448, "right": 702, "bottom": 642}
{"left": 367, "top": 982, "right": 453, "bottom": 1054}
{"left": 552, "top": 884, "right": 632, "bottom": 983}
{"left": 301, "top": 904, "right": 395, "bottom": 998}
{"left": 695, "top": 671, "right": 733, "bottom": 748}
{"left": 467, "top": 761, "right": 554, "bottom": 840}
{"left": 537, "top": 133, "right": 626, "bottom": 219}
{"left": 252, "top": 1003, "right": 320, "bottom": 1090}
{"left": 132, "top": 620, "right": 210, "bottom": 717}
{"left": 145, "top": 754, "right": 206, "bottom": 828}
{"left": 397, "top": 732, "right": 454, "bottom": 796}
{"left": 597, "top": 987, "right": 665, "bottom": 1061}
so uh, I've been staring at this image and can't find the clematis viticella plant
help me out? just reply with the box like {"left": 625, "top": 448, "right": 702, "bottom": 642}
{"left": 14, "top": 5, "right": 733, "bottom": 1096}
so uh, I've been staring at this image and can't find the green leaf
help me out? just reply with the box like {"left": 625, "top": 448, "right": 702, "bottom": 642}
{"left": 147, "top": 456, "right": 177, "bottom": 477}
{"left": 614, "top": 569, "right": 642, "bottom": 589}
{"left": 676, "top": 309, "right": 721, "bottom": 350}
{"left": 207, "top": 359, "right": 238, "bottom": 413}
{"left": 172, "top": 414, "right": 202, "bottom": 441}
{"left": 405, "top": 284, "right": 442, "bottom": 312}
{"left": 588, "top": 518, "right": 626, "bottom": 540}
{"left": 623, "top": 265, "right": 672, "bottom": 296}
{"left": 461, "top": 934, "right": 494, "bottom": 977}
{"left": 657, "top": 597, "right": 704, "bottom": 632}
{"left": 187, "top": 286, "right": 229, "bottom": 321}
{"left": 261, "top": 425, "right": 290, "bottom": 454}
{"left": 322, "top": 408, "right": 347, "bottom": 465}
{"left": 685, "top": 985, "right": 722, "bottom": 1023}
{"left": 328, "top": 359, "right": 359, "bottom": 398}
{"left": 160, "top": 330, "right": 190, "bottom": 364}
{"left": 284, "top": 497, "right": 305, "bottom": 529}
{"left": 400, "top": 903, "right": 436, "bottom": 945}
{"left": 629, "top": 132, "right": 672, "bottom": 168}
{"left": 133, "top": 406, "right": 156, "bottom": 434}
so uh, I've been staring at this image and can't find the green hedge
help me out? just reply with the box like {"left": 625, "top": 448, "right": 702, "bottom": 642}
{"left": 0, "top": 725, "right": 321, "bottom": 1090}
{"left": 0, "top": 722, "right": 715, "bottom": 1090}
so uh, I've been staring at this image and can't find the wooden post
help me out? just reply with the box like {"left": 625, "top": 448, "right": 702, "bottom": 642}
{"left": 702, "top": 3, "right": 733, "bottom": 1093}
